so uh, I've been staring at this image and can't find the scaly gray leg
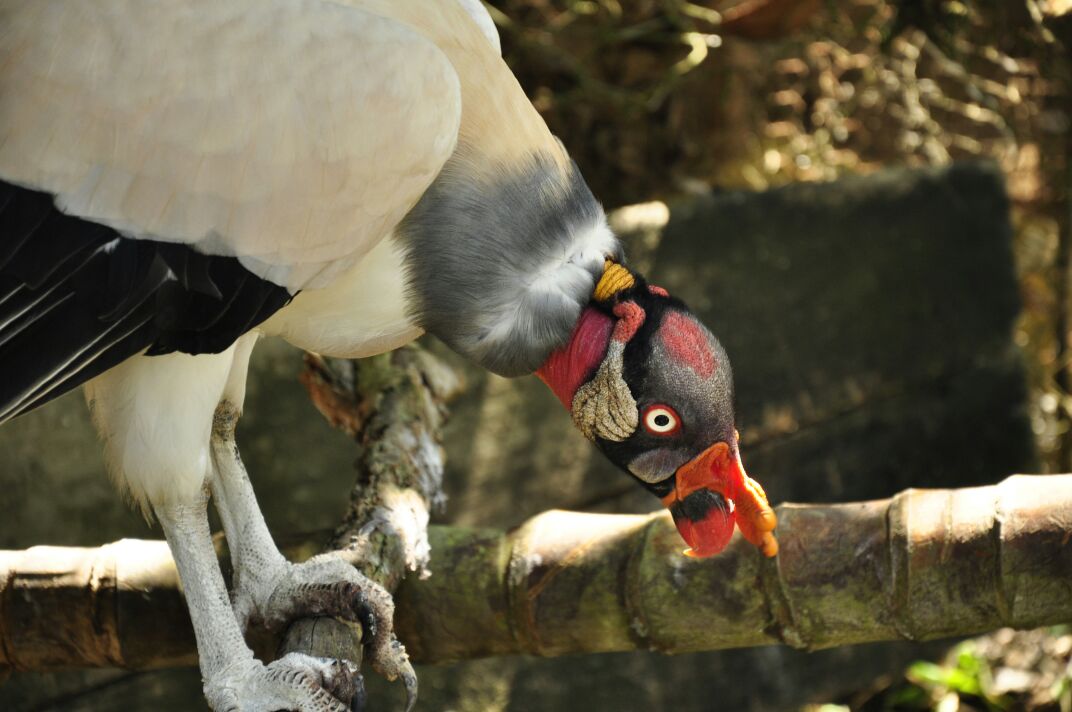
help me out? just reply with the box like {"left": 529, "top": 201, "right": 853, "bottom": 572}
{"left": 209, "top": 402, "right": 417, "bottom": 710}
{"left": 154, "top": 488, "right": 361, "bottom": 711}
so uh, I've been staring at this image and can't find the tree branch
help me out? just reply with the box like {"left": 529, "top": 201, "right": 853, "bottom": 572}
{"left": 2, "top": 474, "right": 1070, "bottom": 671}
{"left": 279, "top": 345, "right": 461, "bottom": 666}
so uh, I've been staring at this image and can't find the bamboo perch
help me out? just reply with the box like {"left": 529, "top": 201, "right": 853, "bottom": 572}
{"left": 1, "top": 474, "right": 1070, "bottom": 672}
{"left": 396, "top": 473, "right": 1072, "bottom": 660}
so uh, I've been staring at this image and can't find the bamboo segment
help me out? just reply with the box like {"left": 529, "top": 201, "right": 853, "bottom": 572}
{"left": 1, "top": 475, "right": 1070, "bottom": 671}
{"left": 372, "top": 473, "right": 1072, "bottom": 660}
{"left": 0, "top": 539, "right": 196, "bottom": 670}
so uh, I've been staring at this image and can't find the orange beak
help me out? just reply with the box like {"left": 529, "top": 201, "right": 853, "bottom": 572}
{"left": 660, "top": 441, "right": 779, "bottom": 558}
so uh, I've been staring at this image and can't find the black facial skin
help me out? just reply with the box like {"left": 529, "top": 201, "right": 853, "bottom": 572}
{"left": 643, "top": 471, "right": 676, "bottom": 499}
{"left": 589, "top": 275, "right": 738, "bottom": 499}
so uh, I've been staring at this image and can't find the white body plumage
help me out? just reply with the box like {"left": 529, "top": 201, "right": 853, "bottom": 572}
{"left": 0, "top": 4, "right": 620, "bottom": 708}
{"left": 0, "top": 0, "right": 615, "bottom": 506}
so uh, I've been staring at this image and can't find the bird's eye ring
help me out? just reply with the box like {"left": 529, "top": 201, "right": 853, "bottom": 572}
{"left": 643, "top": 405, "right": 681, "bottom": 436}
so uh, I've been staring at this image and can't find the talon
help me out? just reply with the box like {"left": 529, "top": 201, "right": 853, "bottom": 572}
{"left": 400, "top": 659, "right": 419, "bottom": 712}
{"left": 240, "top": 555, "right": 419, "bottom": 708}
{"left": 368, "top": 637, "right": 417, "bottom": 711}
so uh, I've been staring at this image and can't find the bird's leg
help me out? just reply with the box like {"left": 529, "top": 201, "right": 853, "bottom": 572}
{"left": 154, "top": 487, "right": 362, "bottom": 712}
{"left": 209, "top": 402, "right": 417, "bottom": 705}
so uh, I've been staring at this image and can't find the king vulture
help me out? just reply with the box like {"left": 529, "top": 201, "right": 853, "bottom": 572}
{"left": 0, "top": 1, "right": 778, "bottom": 710}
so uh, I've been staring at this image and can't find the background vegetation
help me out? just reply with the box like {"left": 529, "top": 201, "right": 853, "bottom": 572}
{"left": 486, "top": 1, "right": 1070, "bottom": 708}
{"left": 494, "top": 0, "right": 1070, "bottom": 466}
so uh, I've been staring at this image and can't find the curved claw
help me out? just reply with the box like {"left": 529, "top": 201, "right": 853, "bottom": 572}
{"left": 367, "top": 632, "right": 418, "bottom": 712}
{"left": 400, "top": 659, "right": 418, "bottom": 712}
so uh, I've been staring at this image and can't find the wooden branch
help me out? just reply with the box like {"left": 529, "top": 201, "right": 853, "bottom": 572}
{"left": 280, "top": 345, "right": 461, "bottom": 671}
{"left": 2, "top": 474, "right": 1070, "bottom": 671}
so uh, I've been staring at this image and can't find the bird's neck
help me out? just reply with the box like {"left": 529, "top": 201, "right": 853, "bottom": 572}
{"left": 397, "top": 153, "right": 619, "bottom": 377}
{"left": 535, "top": 307, "right": 613, "bottom": 408}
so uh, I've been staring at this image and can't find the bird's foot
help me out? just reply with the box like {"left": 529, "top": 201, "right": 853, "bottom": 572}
{"left": 734, "top": 475, "right": 779, "bottom": 557}
{"left": 235, "top": 554, "right": 417, "bottom": 710}
{"left": 204, "top": 652, "right": 364, "bottom": 712}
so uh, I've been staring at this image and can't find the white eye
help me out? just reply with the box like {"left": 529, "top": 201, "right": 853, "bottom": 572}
{"left": 643, "top": 405, "right": 680, "bottom": 436}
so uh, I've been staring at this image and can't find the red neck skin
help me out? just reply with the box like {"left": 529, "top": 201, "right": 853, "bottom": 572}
{"left": 536, "top": 307, "right": 614, "bottom": 409}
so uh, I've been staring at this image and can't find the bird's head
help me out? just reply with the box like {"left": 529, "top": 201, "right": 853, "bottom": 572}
{"left": 537, "top": 261, "right": 778, "bottom": 559}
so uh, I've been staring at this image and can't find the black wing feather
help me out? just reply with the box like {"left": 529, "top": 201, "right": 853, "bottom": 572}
{"left": 0, "top": 185, "right": 52, "bottom": 272}
{"left": 0, "top": 180, "right": 295, "bottom": 423}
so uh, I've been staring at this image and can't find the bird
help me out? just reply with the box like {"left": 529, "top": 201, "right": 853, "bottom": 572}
{"left": 0, "top": 1, "right": 777, "bottom": 710}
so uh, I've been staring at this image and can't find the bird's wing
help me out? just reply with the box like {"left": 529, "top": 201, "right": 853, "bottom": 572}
{"left": 0, "top": 179, "right": 295, "bottom": 422}
{"left": 0, "top": 0, "right": 463, "bottom": 292}
{"left": 0, "top": 0, "right": 462, "bottom": 421}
